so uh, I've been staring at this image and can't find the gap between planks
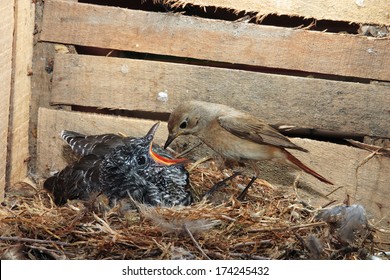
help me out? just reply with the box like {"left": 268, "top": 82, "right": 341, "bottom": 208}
{"left": 161, "top": 0, "right": 390, "bottom": 26}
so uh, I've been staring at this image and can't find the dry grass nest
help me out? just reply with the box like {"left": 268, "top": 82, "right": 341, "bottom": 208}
{"left": 0, "top": 161, "right": 387, "bottom": 260}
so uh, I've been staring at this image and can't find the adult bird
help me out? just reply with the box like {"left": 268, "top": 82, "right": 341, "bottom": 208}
{"left": 164, "top": 100, "right": 333, "bottom": 199}
{"left": 44, "top": 122, "right": 192, "bottom": 206}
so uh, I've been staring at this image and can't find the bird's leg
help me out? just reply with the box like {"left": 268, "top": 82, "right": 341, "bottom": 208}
{"left": 203, "top": 172, "right": 241, "bottom": 199}
{"left": 237, "top": 176, "right": 257, "bottom": 201}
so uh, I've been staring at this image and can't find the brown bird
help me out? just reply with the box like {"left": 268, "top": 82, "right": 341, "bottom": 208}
{"left": 164, "top": 100, "right": 333, "bottom": 198}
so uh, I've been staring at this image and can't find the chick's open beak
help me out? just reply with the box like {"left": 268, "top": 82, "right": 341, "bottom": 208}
{"left": 145, "top": 122, "right": 186, "bottom": 166}
{"left": 149, "top": 143, "right": 188, "bottom": 166}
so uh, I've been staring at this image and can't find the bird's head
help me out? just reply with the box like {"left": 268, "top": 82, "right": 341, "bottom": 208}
{"left": 126, "top": 122, "right": 188, "bottom": 167}
{"left": 164, "top": 101, "right": 203, "bottom": 149}
{"left": 100, "top": 122, "right": 191, "bottom": 206}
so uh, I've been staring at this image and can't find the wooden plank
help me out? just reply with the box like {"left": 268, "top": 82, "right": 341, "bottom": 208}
{"left": 8, "top": 0, "right": 35, "bottom": 187}
{"left": 40, "top": 0, "right": 390, "bottom": 81}
{"left": 37, "top": 108, "right": 390, "bottom": 228}
{"left": 51, "top": 53, "right": 390, "bottom": 138}
{"left": 0, "top": 0, "right": 15, "bottom": 201}
{"left": 287, "top": 138, "right": 390, "bottom": 229}
{"left": 29, "top": 0, "right": 72, "bottom": 178}
{"left": 164, "top": 0, "right": 390, "bottom": 26}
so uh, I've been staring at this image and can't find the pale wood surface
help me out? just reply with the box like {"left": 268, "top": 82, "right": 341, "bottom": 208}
{"left": 8, "top": 0, "right": 35, "bottom": 187}
{"left": 38, "top": 108, "right": 390, "bottom": 228}
{"left": 40, "top": 0, "right": 390, "bottom": 81}
{"left": 51, "top": 53, "right": 390, "bottom": 138}
{"left": 29, "top": 1, "right": 69, "bottom": 177}
{"left": 164, "top": 0, "right": 390, "bottom": 25}
{"left": 0, "top": 0, "right": 15, "bottom": 200}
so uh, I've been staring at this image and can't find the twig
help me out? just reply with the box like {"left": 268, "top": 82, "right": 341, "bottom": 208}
{"left": 229, "top": 252, "right": 270, "bottom": 260}
{"left": 0, "top": 236, "right": 70, "bottom": 246}
{"left": 92, "top": 212, "right": 118, "bottom": 235}
{"left": 177, "top": 142, "right": 203, "bottom": 158}
{"left": 183, "top": 223, "right": 211, "bottom": 260}
{"left": 294, "top": 233, "right": 307, "bottom": 249}
{"left": 248, "top": 221, "right": 327, "bottom": 233}
{"left": 325, "top": 186, "right": 343, "bottom": 197}
{"left": 321, "top": 200, "right": 337, "bottom": 208}
{"left": 26, "top": 245, "right": 67, "bottom": 260}
{"left": 330, "top": 246, "right": 359, "bottom": 259}
{"left": 105, "top": 50, "right": 114, "bottom": 57}
{"left": 203, "top": 172, "right": 241, "bottom": 199}
{"left": 233, "top": 240, "right": 272, "bottom": 249}
{"left": 188, "top": 156, "right": 212, "bottom": 173}
{"left": 354, "top": 150, "right": 379, "bottom": 194}
{"left": 346, "top": 139, "right": 390, "bottom": 157}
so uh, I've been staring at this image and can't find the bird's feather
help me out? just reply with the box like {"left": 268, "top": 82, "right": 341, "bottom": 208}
{"left": 44, "top": 154, "right": 102, "bottom": 205}
{"left": 61, "top": 130, "right": 127, "bottom": 156}
{"left": 217, "top": 113, "right": 308, "bottom": 152}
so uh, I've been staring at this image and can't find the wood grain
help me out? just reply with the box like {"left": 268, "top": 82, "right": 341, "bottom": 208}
{"left": 37, "top": 108, "right": 390, "bottom": 228}
{"left": 0, "top": 0, "right": 15, "bottom": 200}
{"left": 51, "top": 53, "right": 390, "bottom": 137}
{"left": 163, "top": 0, "right": 390, "bottom": 26}
{"left": 8, "top": 0, "right": 35, "bottom": 187}
{"left": 40, "top": 0, "right": 390, "bottom": 81}
{"left": 29, "top": 1, "right": 72, "bottom": 178}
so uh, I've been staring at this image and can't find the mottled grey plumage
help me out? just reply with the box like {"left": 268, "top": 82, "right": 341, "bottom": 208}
{"left": 44, "top": 122, "right": 192, "bottom": 207}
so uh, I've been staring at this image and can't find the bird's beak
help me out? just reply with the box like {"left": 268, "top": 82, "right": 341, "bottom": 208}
{"left": 146, "top": 122, "right": 187, "bottom": 166}
{"left": 146, "top": 121, "right": 161, "bottom": 139}
{"left": 164, "top": 134, "right": 177, "bottom": 149}
{"left": 149, "top": 144, "right": 188, "bottom": 166}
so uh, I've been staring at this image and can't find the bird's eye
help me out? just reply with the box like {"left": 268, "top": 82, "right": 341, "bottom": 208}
{"left": 136, "top": 155, "right": 147, "bottom": 165}
{"left": 179, "top": 120, "right": 188, "bottom": 129}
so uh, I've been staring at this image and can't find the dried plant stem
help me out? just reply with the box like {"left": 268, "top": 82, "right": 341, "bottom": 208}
{"left": 248, "top": 221, "right": 327, "bottom": 233}
{"left": 0, "top": 236, "right": 70, "bottom": 246}
{"left": 346, "top": 139, "right": 390, "bottom": 157}
{"left": 183, "top": 223, "right": 211, "bottom": 260}
{"left": 177, "top": 142, "right": 203, "bottom": 158}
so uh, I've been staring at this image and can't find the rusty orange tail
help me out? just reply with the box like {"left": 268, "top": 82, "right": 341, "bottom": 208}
{"left": 284, "top": 151, "right": 333, "bottom": 185}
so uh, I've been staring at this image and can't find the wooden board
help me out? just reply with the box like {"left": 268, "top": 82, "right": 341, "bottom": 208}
{"left": 40, "top": 0, "right": 390, "bottom": 81}
{"left": 37, "top": 108, "right": 390, "bottom": 228}
{"left": 287, "top": 138, "right": 390, "bottom": 230}
{"left": 163, "top": 0, "right": 390, "bottom": 26}
{"left": 0, "top": 0, "right": 15, "bottom": 200}
{"left": 29, "top": 0, "right": 68, "bottom": 177}
{"left": 8, "top": 0, "right": 35, "bottom": 187}
{"left": 51, "top": 53, "right": 390, "bottom": 138}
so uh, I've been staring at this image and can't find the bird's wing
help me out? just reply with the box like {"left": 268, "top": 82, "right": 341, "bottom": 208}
{"left": 44, "top": 155, "right": 102, "bottom": 205}
{"left": 61, "top": 131, "right": 126, "bottom": 156}
{"left": 217, "top": 113, "right": 308, "bottom": 152}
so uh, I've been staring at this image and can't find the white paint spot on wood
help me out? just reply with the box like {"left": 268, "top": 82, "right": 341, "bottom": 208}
{"left": 120, "top": 64, "right": 129, "bottom": 74}
{"left": 355, "top": 0, "right": 365, "bottom": 7}
{"left": 157, "top": 91, "right": 168, "bottom": 102}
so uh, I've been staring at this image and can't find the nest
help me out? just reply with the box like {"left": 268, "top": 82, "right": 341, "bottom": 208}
{"left": 0, "top": 161, "right": 385, "bottom": 260}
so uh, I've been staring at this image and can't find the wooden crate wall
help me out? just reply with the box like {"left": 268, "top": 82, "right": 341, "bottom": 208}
{"left": 31, "top": 0, "right": 390, "bottom": 228}
{"left": 0, "top": 0, "right": 14, "bottom": 201}
{"left": 0, "top": 0, "right": 35, "bottom": 202}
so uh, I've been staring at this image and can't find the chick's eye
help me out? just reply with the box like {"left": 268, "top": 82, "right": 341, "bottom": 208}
{"left": 179, "top": 121, "right": 187, "bottom": 129}
{"left": 136, "top": 155, "right": 147, "bottom": 165}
